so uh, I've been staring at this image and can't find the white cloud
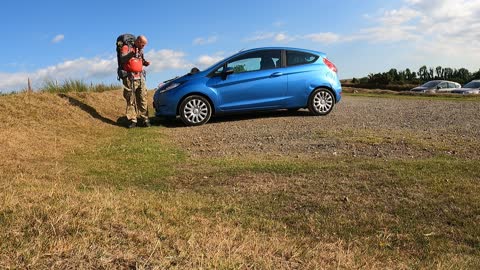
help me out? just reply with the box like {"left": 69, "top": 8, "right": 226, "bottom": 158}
{"left": 244, "top": 32, "right": 276, "bottom": 42}
{"left": 357, "top": 5, "right": 422, "bottom": 43}
{"left": 357, "top": 25, "right": 421, "bottom": 43}
{"left": 247, "top": 31, "right": 341, "bottom": 44}
{"left": 0, "top": 57, "right": 116, "bottom": 92}
{"left": 304, "top": 32, "right": 342, "bottom": 44}
{"left": 144, "top": 49, "right": 191, "bottom": 72}
{"left": 195, "top": 54, "right": 225, "bottom": 68}
{"left": 0, "top": 72, "right": 32, "bottom": 92}
{"left": 274, "top": 33, "right": 294, "bottom": 42}
{"left": 244, "top": 0, "right": 480, "bottom": 54}
{"left": 245, "top": 32, "right": 296, "bottom": 43}
{"left": 193, "top": 35, "right": 218, "bottom": 45}
{"left": 378, "top": 7, "right": 420, "bottom": 25}
{"left": 0, "top": 49, "right": 191, "bottom": 92}
{"left": 52, "top": 34, "right": 64, "bottom": 43}
{"left": 274, "top": 33, "right": 287, "bottom": 42}
{"left": 365, "top": 0, "right": 480, "bottom": 59}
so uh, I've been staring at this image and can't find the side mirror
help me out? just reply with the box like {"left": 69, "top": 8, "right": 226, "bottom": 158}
{"left": 437, "top": 86, "right": 441, "bottom": 90}
{"left": 222, "top": 67, "right": 234, "bottom": 80}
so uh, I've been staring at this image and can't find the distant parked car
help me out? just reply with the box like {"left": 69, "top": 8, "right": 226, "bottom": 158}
{"left": 153, "top": 47, "right": 342, "bottom": 126}
{"left": 450, "top": 80, "right": 480, "bottom": 95}
{"left": 410, "top": 80, "right": 461, "bottom": 93}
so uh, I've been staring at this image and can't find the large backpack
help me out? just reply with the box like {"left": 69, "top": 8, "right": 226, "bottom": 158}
{"left": 116, "top": 34, "right": 136, "bottom": 79}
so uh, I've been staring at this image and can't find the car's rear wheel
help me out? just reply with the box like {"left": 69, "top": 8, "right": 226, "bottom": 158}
{"left": 308, "top": 88, "right": 335, "bottom": 115}
{"left": 179, "top": 95, "right": 212, "bottom": 126}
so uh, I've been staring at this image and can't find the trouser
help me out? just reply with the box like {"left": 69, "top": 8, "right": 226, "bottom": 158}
{"left": 122, "top": 76, "right": 148, "bottom": 123}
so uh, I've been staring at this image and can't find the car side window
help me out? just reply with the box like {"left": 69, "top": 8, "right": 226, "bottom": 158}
{"left": 227, "top": 56, "right": 261, "bottom": 73}
{"left": 438, "top": 82, "right": 447, "bottom": 88}
{"left": 286, "top": 51, "right": 319, "bottom": 66}
{"left": 214, "top": 65, "right": 224, "bottom": 75}
{"left": 226, "top": 50, "right": 281, "bottom": 73}
{"left": 447, "top": 82, "right": 457, "bottom": 88}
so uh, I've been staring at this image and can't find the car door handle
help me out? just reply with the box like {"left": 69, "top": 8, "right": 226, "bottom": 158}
{"left": 270, "top": 72, "right": 283, "bottom": 77}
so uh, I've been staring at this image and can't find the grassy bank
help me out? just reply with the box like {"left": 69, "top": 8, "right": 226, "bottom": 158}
{"left": 0, "top": 90, "right": 479, "bottom": 268}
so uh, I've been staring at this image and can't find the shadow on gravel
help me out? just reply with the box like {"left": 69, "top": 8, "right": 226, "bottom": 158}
{"left": 152, "top": 109, "right": 313, "bottom": 128}
{"left": 58, "top": 93, "right": 119, "bottom": 126}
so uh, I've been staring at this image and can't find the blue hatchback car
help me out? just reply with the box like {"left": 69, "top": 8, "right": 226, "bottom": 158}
{"left": 153, "top": 47, "right": 342, "bottom": 126}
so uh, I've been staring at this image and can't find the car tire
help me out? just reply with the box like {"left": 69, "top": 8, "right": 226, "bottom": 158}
{"left": 308, "top": 88, "right": 335, "bottom": 116}
{"left": 179, "top": 95, "right": 212, "bottom": 126}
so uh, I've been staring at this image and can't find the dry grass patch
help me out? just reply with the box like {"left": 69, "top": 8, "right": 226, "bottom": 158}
{"left": 166, "top": 155, "right": 480, "bottom": 268}
{"left": 0, "top": 91, "right": 125, "bottom": 173}
{"left": 1, "top": 90, "right": 479, "bottom": 269}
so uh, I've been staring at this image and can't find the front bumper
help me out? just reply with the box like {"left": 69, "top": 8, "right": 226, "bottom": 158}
{"left": 153, "top": 90, "right": 179, "bottom": 117}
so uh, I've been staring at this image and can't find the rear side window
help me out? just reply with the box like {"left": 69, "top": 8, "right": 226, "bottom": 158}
{"left": 286, "top": 51, "right": 319, "bottom": 66}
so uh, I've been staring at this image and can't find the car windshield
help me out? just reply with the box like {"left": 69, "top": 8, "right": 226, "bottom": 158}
{"left": 421, "top": 81, "right": 441, "bottom": 87}
{"left": 462, "top": 81, "right": 480, "bottom": 88}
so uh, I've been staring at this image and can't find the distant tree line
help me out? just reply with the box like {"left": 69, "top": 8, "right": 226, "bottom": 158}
{"left": 351, "top": 66, "right": 480, "bottom": 87}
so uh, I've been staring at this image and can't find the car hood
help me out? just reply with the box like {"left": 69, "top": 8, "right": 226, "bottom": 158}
{"left": 159, "top": 70, "right": 204, "bottom": 87}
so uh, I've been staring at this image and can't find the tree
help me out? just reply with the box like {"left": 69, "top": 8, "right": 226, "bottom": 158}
{"left": 411, "top": 71, "right": 417, "bottom": 81}
{"left": 388, "top": 68, "right": 399, "bottom": 81}
{"left": 418, "top": 66, "right": 428, "bottom": 80}
{"left": 472, "top": 69, "right": 480, "bottom": 80}
{"left": 456, "top": 68, "right": 471, "bottom": 83}
{"left": 435, "top": 66, "right": 444, "bottom": 79}
{"left": 362, "top": 65, "right": 473, "bottom": 86}
{"left": 368, "top": 73, "right": 391, "bottom": 85}
{"left": 428, "top": 67, "right": 434, "bottom": 80}
{"left": 405, "top": 68, "right": 417, "bottom": 81}
{"left": 444, "top": 68, "right": 453, "bottom": 79}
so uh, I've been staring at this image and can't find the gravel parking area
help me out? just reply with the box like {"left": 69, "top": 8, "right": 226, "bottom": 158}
{"left": 165, "top": 95, "right": 480, "bottom": 159}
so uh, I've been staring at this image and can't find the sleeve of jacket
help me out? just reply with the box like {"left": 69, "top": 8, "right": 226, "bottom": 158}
{"left": 141, "top": 51, "right": 149, "bottom": 66}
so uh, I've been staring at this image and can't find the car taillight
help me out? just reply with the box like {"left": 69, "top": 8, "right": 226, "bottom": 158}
{"left": 323, "top": 58, "right": 337, "bottom": 73}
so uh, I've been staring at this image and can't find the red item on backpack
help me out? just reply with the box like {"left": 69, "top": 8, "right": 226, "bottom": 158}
{"left": 125, "top": 57, "right": 143, "bottom": 72}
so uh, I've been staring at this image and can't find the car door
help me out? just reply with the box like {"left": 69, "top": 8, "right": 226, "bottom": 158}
{"left": 436, "top": 82, "right": 451, "bottom": 93}
{"left": 206, "top": 50, "right": 287, "bottom": 112}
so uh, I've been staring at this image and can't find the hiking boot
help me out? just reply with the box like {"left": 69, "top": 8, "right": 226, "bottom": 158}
{"left": 127, "top": 121, "right": 137, "bottom": 129}
{"left": 142, "top": 119, "right": 151, "bottom": 127}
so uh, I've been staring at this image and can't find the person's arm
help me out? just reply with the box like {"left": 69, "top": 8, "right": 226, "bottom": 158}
{"left": 142, "top": 52, "right": 150, "bottom": 66}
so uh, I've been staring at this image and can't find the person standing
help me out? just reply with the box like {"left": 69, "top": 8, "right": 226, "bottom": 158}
{"left": 120, "top": 35, "right": 151, "bottom": 128}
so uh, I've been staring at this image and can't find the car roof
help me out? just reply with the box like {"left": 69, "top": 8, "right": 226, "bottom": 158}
{"left": 239, "top": 47, "right": 326, "bottom": 57}
{"left": 428, "top": 80, "right": 459, "bottom": 84}
{"left": 201, "top": 47, "right": 327, "bottom": 74}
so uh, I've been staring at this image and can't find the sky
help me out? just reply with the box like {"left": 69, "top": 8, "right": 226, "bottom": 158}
{"left": 1, "top": 0, "right": 480, "bottom": 92}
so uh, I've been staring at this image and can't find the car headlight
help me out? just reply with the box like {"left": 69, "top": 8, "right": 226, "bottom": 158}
{"left": 159, "top": 82, "right": 181, "bottom": 93}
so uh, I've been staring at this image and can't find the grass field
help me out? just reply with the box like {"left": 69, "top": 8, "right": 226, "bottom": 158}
{"left": 0, "top": 90, "right": 479, "bottom": 269}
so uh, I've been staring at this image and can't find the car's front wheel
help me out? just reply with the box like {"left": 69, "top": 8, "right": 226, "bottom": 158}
{"left": 179, "top": 95, "right": 212, "bottom": 126}
{"left": 308, "top": 88, "right": 335, "bottom": 116}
